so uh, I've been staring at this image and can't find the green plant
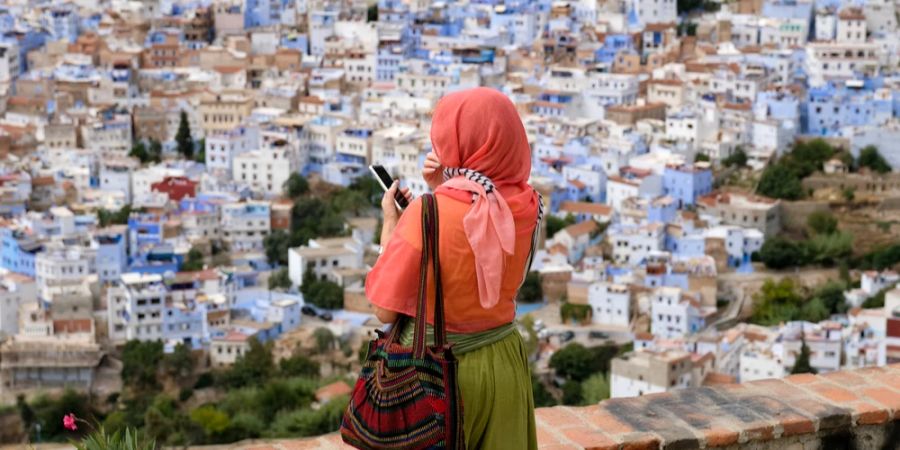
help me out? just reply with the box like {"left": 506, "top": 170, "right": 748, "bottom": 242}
{"left": 72, "top": 427, "right": 156, "bottom": 450}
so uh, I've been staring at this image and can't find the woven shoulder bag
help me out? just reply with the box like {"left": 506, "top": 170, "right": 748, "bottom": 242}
{"left": 341, "top": 193, "right": 465, "bottom": 450}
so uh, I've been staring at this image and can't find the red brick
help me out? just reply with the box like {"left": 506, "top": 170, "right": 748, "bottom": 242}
{"left": 861, "top": 387, "right": 900, "bottom": 417}
{"left": 822, "top": 370, "right": 869, "bottom": 388}
{"left": 537, "top": 424, "right": 564, "bottom": 446}
{"left": 808, "top": 384, "right": 859, "bottom": 403}
{"left": 537, "top": 407, "right": 588, "bottom": 430}
{"left": 851, "top": 402, "right": 891, "bottom": 426}
{"left": 584, "top": 409, "right": 636, "bottom": 435}
{"left": 868, "top": 370, "right": 900, "bottom": 391}
{"left": 778, "top": 415, "right": 816, "bottom": 437}
{"left": 562, "top": 427, "right": 618, "bottom": 450}
{"left": 703, "top": 428, "right": 740, "bottom": 447}
{"left": 620, "top": 434, "right": 661, "bottom": 450}
{"left": 741, "top": 424, "right": 775, "bottom": 443}
{"left": 784, "top": 373, "right": 818, "bottom": 385}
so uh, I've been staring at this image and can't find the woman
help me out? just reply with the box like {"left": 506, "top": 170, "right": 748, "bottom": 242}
{"left": 365, "top": 87, "right": 542, "bottom": 449}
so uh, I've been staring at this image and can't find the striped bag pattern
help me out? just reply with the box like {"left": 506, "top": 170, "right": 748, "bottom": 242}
{"left": 341, "top": 193, "right": 465, "bottom": 450}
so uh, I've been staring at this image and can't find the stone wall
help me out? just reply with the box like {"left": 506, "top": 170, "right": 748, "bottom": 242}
{"left": 779, "top": 200, "right": 831, "bottom": 233}
{"left": 227, "top": 364, "right": 900, "bottom": 450}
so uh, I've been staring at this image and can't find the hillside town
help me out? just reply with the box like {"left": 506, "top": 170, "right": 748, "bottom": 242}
{"left": 0, "top": 0, "right": 898, "bottom": 445}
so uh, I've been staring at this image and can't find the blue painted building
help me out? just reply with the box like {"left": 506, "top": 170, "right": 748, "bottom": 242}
{"left": 596, "top": 34, "right": 634, "bottom": 64}
{"left": 44, "top": 5, "right": 79, "bottom": 43}
{"left": 805, "top": 83, "right": 888, "bottom": 136}
{"left": 0, "top": 228, "right": 40, "bottom": 277}
{"left": 128, "top": 213, "right": 164, "bottom": 258}
{"left": 94, "top": 229, "right": 127, "bottom": 284}
{"left": 647, "top": 196, "right": 678, "bottom": 224}
{"left": 662, "top": 164, "right": 713, "bottom": 207}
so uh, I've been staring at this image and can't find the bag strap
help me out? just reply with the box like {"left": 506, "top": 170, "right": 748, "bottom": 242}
{"left": 413, "top": 193, "right": 446, "bottom": 358}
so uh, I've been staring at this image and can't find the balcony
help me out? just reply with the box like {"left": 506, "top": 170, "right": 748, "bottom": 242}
{"left": 205, "top": 364, "right": 900, "bottom": 449}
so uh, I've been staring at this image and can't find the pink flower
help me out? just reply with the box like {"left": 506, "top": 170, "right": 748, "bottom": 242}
{"left": 63, "top": 413, "right": 77, "bottom": 431}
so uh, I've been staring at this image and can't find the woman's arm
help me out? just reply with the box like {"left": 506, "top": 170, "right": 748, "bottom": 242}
{"left": 371, "top": 180, "right": 412, "bottom": 324}
{"left": 379, "top": 179, "right": 410, "bottom": 247}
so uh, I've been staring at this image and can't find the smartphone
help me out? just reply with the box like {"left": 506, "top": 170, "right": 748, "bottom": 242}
{"left": 369, "top": 164, "right": 409, "bottom": 210}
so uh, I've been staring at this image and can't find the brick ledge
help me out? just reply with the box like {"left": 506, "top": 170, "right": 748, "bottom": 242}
{"left": 204, "top": 364, "right": 900, "bottom": 449}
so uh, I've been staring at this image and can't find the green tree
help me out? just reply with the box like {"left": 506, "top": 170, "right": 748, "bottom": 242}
{"left": 722, "top": 147, "right": 748, "bottom": 168}
{"left": 149, "top": 140, "right": 163, "bottom": 162}
{"left": 757, "top": 164, "right": 804, "bottom": 200}
{"left": 546, "top": 214, "right": 576, "bottom": 239}
{"left": 163, "top": 343, "right": 195, "bottom": 379}
{"left": 330, "top": 189, "right": 369, "bottom": 216}
{"left": 812, "top": 281, "right": 849, "bottom": 315}
{"left": 265, "top": 395, "right": 348, "bottom": 438}
{"left": 751, "top": 278, "right": 804, "bottom": 326}
{"left": 268, "top": 268, "right": 292, "bottom": 290}
{"left": 694, "top": 152, "right": 710, "bottom": 163}
{"left": 857, "top": 146, "right": 891, "bottom": 174}
{"left": 366, "top": 3, "right": 378, "bottom": 21}
{"left": 759, "top": 236, "right": 808, "bottom": 269}
{"left": 194, "top": 138, "right": 206, "bottom": 163}
{"left": 790, "top": 337, "right": 817, "bottom": 374}
{"left": 264, "top": 230, "right": 291, "bottom": 266}
{"left": 122, "top": 340, "right": 164, "bottom": 392}
{"left": 16, "top": 394, "right": 34, "bottom": 429}
{"left": 798, "top": 297, "right": 830, "bottom": 323}
{"left": 549, "top": 343, "right": 594, "bottom": 381}
{"left": 806, "top": 211, "right": 838, "bottom": 235}
{"left": 283, "top": 173, "right": 310, "bottom": 198}
{"left": 279, "top": 353, "right": 320, "bottom": 378}
{"left": 175, "top": 110, "right": 194, "bottom": 158}
{"left": 806, "top": 232, "right": 853, "bottom": 266}
{"left": 517, "top": 272, "right": 543, "bottom": 303}
{"left": 190, "top": 406, "right": 231, "bottom": 436}
{"left": 217, "top": 338, "right": 274, "bottom": 388}
{"left": 182, "top": 247, "right": 205, "bottom": 272}
{"left": 786, "top": 139, "right": 836, "bottom": 178}
{"left": 313, "top": 327, "right": 335, "bottom": 354}
{"left": 531, "top": 375, "right": 557, "bottom": 407}
{"left": 580, "top": 372, "right": 611, "bottom": 405}
{"left": 349, "top": 176, "right": 384, "bottom": 207}
{"left": 561, "top": 380, "right": 583, "bottom": 406}
{"left": 305, "top": 279, "right": 344, "bottom": 310}
{"left": 97, "top": 205, "right": 134, "bottom": 227}
{"left": 130, "top": 141, "right": 150, "bottom": 163}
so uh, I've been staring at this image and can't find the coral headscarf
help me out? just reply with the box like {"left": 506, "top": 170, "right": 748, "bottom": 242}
{"left": 431, "top": 87, "right": 536, "bottom": 309}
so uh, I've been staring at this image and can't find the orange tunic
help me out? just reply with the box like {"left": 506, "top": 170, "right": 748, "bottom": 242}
{"left": 365, "top": 187, "right": 538, "bottom": 333}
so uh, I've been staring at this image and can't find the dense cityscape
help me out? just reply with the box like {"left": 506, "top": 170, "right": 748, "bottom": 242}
{"left": 0, "top": 0, "right": 897, "bottom": 447}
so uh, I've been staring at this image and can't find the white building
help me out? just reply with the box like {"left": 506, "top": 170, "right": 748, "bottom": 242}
{"left": 99, "top": 158, "right": 138, "bottom": 203}
{"left": 205, "top": 126, "right": 260, "bottom": 175}
{"left": 587, "top": 282, "right": 631, "bottom": 328}
{"left": 610, "top": 349, "right": 695, "bottom": 398}
{"left": 34, "top": 242, "right": 97, "bottom": 300}
{"left": 107, "top": 273, "right": 170, "bottom": 344}
{"left": 232, "top": 145, "right": 300, "bottom": 194}
{"left": 630, "top": 0, "right": 677, "bottom": 26}
{"left": 210, "top": 329, "right": 252, "bottom": 367}
{"left": 0, "top": 274, "right": 36, "bottom": 337}
{"left": 739, "top": 349, "right": 786, "bottom": 382}
{"left": 608, "top": 223, "right": 665, "bottom": 267}
{"left": 220, "top": 201, "right": 271, "bottom": 252}
{"left": 107, "top": 272, "right": 210, "bottom": 347}
{"left": 288, "top": 237, "right": 364, "bottom": 287}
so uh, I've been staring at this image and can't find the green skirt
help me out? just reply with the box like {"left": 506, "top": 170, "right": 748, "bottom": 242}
{"left": 398, "top": 323, "right": 538, "bottom": 449}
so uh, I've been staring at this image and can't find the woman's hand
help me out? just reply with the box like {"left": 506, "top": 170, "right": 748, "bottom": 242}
{"left": 422, "top": 151, "right": 443, "bottom": 191}
{"left": 380, "top": 180, "right": 412, "bottom": 247}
